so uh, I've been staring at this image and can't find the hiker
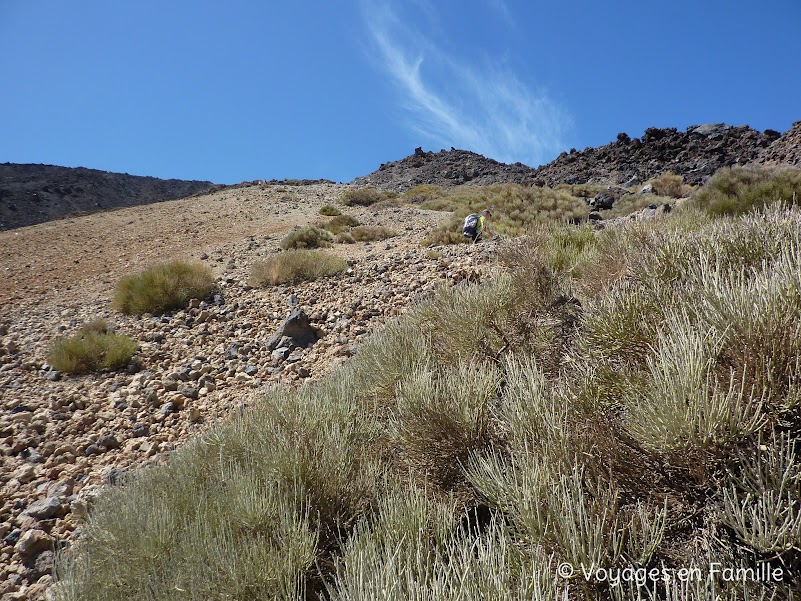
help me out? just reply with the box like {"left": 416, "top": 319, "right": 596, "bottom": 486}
{"left": 462, "top": 209, "right": 492, "bottom": 242}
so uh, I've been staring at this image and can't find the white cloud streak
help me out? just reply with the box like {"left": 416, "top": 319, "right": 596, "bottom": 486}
{"left": 361, "top": 1, "right": 571, "bottom": 167}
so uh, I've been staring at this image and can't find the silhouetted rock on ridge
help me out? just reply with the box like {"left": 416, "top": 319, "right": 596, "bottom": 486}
{"left": 0, "top": 163, "right": 216, "bottom": 230}
{"left": 352, "top": 147, "right": 539, "bottom": 191}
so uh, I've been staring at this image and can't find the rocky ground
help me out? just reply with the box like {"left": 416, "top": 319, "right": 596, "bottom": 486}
{"left": 0, "top": 183, "right": 492, "bottom": 600}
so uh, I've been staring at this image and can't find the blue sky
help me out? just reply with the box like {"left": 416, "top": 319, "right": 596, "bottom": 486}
{"left": 1, "top": 0, "right": 799, "bottom": 184}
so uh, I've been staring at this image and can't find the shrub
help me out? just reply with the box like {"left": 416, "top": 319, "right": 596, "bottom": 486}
{"left": 341, "top": 187, "right": 386, "bottom": 207}
{"left": 689, "top": 165, "right": 801, "bottom": 216}
{"left": 113, "top": 261, "right": 215, "bottom": 315}
{"left": 319, "top": 205, "right": 342, "bottom": 216}
{"left": 350, "top": 225, "right": 395, "bottom": 242}
{"left": 335, "top": 232, "right": 355, "bottom": 244}
{"left": 647, "top": 171, "right": 693, "bottom": 198}
{"left": 250, "top": 250, "right": 347, "bottom": 285}
{"left": 279, "top": 226, "right": 334, "bottom": 250}
{"left": 321, "top": 214, "right": 360, "bottom": 235}
{"left": 48, "top": 320, "right": 138, "bottom": 374}
{"left": 402, "top": 184, "right": 446, "bottom": 204}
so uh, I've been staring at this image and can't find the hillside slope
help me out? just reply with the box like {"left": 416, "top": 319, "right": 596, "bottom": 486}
{"left": 0, "top": 164, "right": 215, "bottom": 230}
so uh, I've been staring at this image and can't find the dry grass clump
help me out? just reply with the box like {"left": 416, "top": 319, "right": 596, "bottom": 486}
{"left": 250, "top": 250, "right": 347, "bottom": 285}
{"left": 350, "top": 225, "right": 396, "bottom": 242}
{"left": 279, "top": 225, "right": 334, "bottom": 250}
{"left": 56, "top": 201, "right": 801, "bottom": 600}
{"left": 319, "top": 204, "right": 342, "bottom": 216}
{"left": 690, "top": 164, "right": 801, "bottom": 216}
{"left": 320, "top": 214, "right": 360, "bottom": 235}
{"left": 402, "top": 184, "right": 446, "bottom": 203}
{"left": 48, "top": 319, "right": 138, "bottom": 374}
{"left": 113, "top": 261, "right": 215, "bottom": 315}
{"left": 647, "top": 171, "right": 693, "bottom": 198}
{"left": 422, "top": 183, "right": 589, "bottom": 245}
{"left": 341, "top": 187, "right": 387, "bottom": 206}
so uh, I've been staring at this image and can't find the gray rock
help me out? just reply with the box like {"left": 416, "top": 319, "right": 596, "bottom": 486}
{"left": 266, "top": 309, "right": 319, "bottom": 351}
{"left": 98, "top": 434, "right": 120, "bottom": 450}
{"left": 180, "top": 386, "right": 199, "bottom": 400}
{"left": 25, "top": 496, "right": 64, "bottom": 520}
{"left": 132, "top": 423, "right": 149, "bottom": 438}
{"left": 244, "top": 365, "right": 258, "bottom": 376}
{"left": 271, "top": 346, "right": 291, "bottom": 361}
{"left": 160, "top": 402, "right": 177, "bottom": 416}
{"left": 30, "top": 549, "right": 55, "bottom": 579}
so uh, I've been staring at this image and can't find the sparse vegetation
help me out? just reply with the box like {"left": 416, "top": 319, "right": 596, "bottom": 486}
{"left": 319, "top": 204, "right": 342, "bottom": 216}
{"left": 320, "top": 214, "right": 360, "bottom": 235}
{"left": 646, "top": 171, "right": 693, "bottom": 198}
{"left": 112, "top": 261, "right": 215, "bottom": 315}
{"left": 279, "top": 225, "right": 334, "bottom": 250}
{"left": 689, "top": 164, "right": 801, "bottom": 216}
{"left": 341, "top": 187, "right": 387, "bottom": 206}
{"left": 250, "top": 250, "right": 347, "bottom": 285}
{"left": 422, "top": 183, "right": 589, "bottom": 244}
{"left": 48, "top": 320, "right": 138, "bottom": 374}
{"left": 56, "top": 194, "right": 801, "bottom": 599}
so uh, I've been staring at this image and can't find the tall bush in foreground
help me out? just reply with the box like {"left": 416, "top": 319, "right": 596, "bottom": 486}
{"left": 56, "top": 203, "right": 801, "bottom": 600}
{"left": 113, "top": 260, "right": 215, "bottom": 315}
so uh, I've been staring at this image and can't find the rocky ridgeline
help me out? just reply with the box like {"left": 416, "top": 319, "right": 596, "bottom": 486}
{"left": 0, "top": 203, "right": 492, "bottom": 599}
{"left": 352, "top": 147, "right": 539, "bottom": 191}
{"left": 353, "top": 123, "right": 796, "bottom": 192}
{"left": 0, "top": 164, "right": 215, "bottom": 231}
{"left": 759, "top": 120, "right": 801, "bottom": 166}
{"left": 534, "top": 124, "right": 779, "bottom": 187}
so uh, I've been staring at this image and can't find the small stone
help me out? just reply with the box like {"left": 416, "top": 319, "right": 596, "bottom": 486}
{"left": 160, "top": 402, "right": 176, "bottom": 416}
{"left": 98, "top": 434, "right": 120, "bottom": 450}
{"left": 132, "top": 423, "right": 149, "bottom": 438}
{"left": 15, "top": 529, "right": 53, "bottom": 557}
{"left": 25, "top": 496, "right": 64, "bottom": 520}
{"left": 30, "top": 549, "right": 55, "bottom": 579}
{"left": 244, "top": 365, "right": 258, "bottom": 376}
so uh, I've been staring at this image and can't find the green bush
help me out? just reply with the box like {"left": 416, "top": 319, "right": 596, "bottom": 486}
{"left": 646, "top": 171, "right": 693, "bottom": 198}
{"left": 341, "top": 187, "right": 386, "bottom": 206}
{"left": 689, "top": 165, "right": 801, "bottom": 216}
{"left": 113, "top": 261, "right": 215, "bottom": 315}
{"left": 250, "top": 250, "right": 347, "bottom": 285}
{"left": 279, "top": 226, "right": 334, "bottom": 250}
{"left": 319, "top": 205, "right": 342, "bottom": 216}
{"left": 350, "top": 225, "right": 395, "bottom": 242}
{"left": 321, "top": 214, "right": 360, "bottom": 235}
{"left": 402, "top": 184, "right": 446, "bottom": 204}
{"left": 48, "top": 320, "right": 138, "bottom": 374}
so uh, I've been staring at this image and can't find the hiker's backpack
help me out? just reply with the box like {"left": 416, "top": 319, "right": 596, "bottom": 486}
{"left": 463, "top": 213, "right": 479, "bottom": 237}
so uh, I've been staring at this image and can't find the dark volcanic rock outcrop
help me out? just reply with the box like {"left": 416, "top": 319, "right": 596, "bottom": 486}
{"left": 352, "top": 147, "right": 539, "bottom": 191}
{"left": 354, "top": 124, "right": 790, "bottom": 192}
{"left": 758, "top": 120, "right": 801, "bottom": 166}
{"left": 0, "top": 163, "right": 216, "bottom": 230}
{"left": 533, "top": 124, "right": 779, "bottom": 187}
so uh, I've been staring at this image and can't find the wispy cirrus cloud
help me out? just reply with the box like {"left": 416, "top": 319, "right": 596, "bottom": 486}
{"left": 360, "top": 1, "right": 571, "bottom": 167}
